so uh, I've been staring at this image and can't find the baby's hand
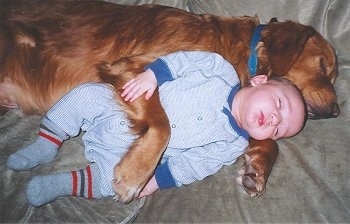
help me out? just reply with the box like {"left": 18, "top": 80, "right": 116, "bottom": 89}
{"left": 138, "top": 175, "right": 159, "bottom": 198}
{"left": 121, "top": 69, "right": 157, "bottom": 102}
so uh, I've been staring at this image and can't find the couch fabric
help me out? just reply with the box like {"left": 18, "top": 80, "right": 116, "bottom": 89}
{"left": 0, "top": 0, "right": 349, "bottom": 223}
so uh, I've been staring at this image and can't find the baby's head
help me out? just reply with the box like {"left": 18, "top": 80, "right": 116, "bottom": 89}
{"left": 232, "top": 75, "right": 306, "bottom": 140}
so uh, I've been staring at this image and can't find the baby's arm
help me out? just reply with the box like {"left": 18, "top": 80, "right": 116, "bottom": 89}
{"left": 144, "top": 139, "right": 248, "bottom": 194}
{"left": 138, "top": 140, "right": 246, "bottom": 198}
{"left": 122, "top": 51, "right": 238, "bottom": 102}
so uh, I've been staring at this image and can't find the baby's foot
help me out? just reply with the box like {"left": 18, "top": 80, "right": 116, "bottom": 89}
{"left": 26, "top": 173, "right": 70, "bottom": 207}
{"left": 7, "top": 138, "right": 58, "bottom": 170}
{"left": 26, "top": 165, "right": 103, "bottom": 207}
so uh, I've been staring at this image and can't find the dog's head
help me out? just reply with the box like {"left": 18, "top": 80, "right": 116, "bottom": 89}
{"left": 258, "top": 19, "right": 339, "bottom": 119}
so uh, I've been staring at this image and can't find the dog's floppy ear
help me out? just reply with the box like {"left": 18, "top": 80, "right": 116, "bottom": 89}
{"left": 261, "top": 20, "right": 316, "bottom": 76}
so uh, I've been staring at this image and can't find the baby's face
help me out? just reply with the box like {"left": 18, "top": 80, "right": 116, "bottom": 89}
{"left": 236, "top": 80, "right": 305, "bottom": 140}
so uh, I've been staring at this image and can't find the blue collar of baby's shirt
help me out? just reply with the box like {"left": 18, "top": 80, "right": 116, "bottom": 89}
{"left": 223, "top": 84, "right": 249, "bottom": 140}
{"left": 227, "top": 84, "right": 240, "bottom": 110}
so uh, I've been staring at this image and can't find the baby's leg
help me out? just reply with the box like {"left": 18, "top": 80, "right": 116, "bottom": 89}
{"left": 26, "top": 163, "right": 105, "bottom": 207}
{"left": 7, "top": 83, "right": 112, "bottom": 171}
{"left": 7, "top": 118, "right": 69, "bottom": 170}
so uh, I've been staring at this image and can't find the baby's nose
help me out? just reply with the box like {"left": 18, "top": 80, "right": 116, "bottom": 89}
{"left": 269, "top": 113, "right": 281, "bottom": 126}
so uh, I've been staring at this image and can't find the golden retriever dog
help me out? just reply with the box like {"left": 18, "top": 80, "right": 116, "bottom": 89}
{"left": 0, "top": 0, "right": 339, "bottom": 203}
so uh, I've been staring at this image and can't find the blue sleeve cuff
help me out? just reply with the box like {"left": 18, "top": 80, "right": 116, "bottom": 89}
{"left": 145, "top": 58, "right": 173, "bottom": 86}
{"left": 154, "top": 161, "right": 177, "bottom": 190}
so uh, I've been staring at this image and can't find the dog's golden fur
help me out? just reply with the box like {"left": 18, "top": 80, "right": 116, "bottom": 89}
{"left": 0, "top": 0, "right": 339, "bottom": 202}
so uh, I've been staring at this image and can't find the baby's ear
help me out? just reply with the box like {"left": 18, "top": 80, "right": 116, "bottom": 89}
{"left": 250, "top": 75, "right": 268, "bottom": 87}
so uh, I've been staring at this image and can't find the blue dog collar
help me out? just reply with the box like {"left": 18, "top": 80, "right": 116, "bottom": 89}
{"left": 248, "top": 24, "right": 266, "bottom": 76}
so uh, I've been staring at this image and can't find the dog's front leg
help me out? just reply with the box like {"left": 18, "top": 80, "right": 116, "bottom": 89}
{"left": 98, "top": 56, "right": 171, "bottom": 203}
{"left": 236, "top": 138, "right": 279, "bottom": 197}
{"left": 112, "top": 92, "right": 170, "bottom": 203}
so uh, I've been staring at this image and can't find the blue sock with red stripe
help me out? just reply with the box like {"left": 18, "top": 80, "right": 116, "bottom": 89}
{"left": 6, "top": 117, "right": 68, "bottom": 171}
{"left": 26, "top": 164, "right": 103, "bottom": 207}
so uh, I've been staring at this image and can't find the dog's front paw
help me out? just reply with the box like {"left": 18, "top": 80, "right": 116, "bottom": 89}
{"left": 112, "top": 162, "right": 152, "bottom": 203}
{"left": 112, "top": 177, "right": 140, "bottom": 203}
{"left": 236, "top": 154, "right": 266, "bottom": 197}
{"left": 236, "top": 139, "right": 279, "bottom": 197}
